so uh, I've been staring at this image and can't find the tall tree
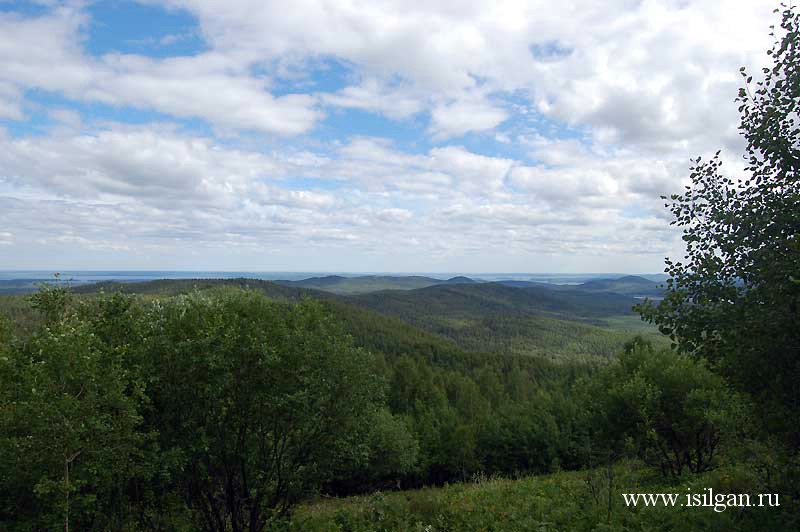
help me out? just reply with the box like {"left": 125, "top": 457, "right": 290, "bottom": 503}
{"left": 0, "top": 287, "right": 147, "bottom": 531}
{"left": 639, "top": 5, "right": 800, "bottom": 446}
{"left": 134, "top": 290, "right": 382, "bottom": 532}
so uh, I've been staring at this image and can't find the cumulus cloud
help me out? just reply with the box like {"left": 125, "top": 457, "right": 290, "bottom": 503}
{"left": 321, "top": 78, "right": 424, "bottom": 120}
{"left": 0, "top": 0, "right": 775, "bottom": 270}
{"left": 0, "top": 125, "right": 283, "bottom": 205}
{"left": 509, "top": 135, "right": 688, "bottom": 211}
{"left": 0, "top": 82, "right": 24, "bottom": 121}
{"left": 429, "top": 97, "right": 508, "bottom": 139}
{"left": 0, "top": 8, "right": 321, "bottom": 136}
{"left": 0, "top": 121, "right": 685, "bottom": 270}
{"left": 0, "top": 1, "right": 777, "bottom": 145}
{"left": 151, "top": 0, "right": 774, "bottom": 147}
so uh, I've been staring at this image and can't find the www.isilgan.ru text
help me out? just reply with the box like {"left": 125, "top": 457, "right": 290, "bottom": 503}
{"left": 622, "top": 489, "right": 779, "bottom": 512}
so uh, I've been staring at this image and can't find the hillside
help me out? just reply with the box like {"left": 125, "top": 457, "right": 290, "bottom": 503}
{"left": 348, "top": 282, "right": 640, "bottom": 321}
{"left": 61, "top": 277, "right": 658, "bottom": 361}
{"left": 273, "top": 274, "right": 482, "bottom": 294}
{"left": 273, "top": 275, "right": 445, "bottom": 294}
{"left": 72, "top": 277, "right": 318, "bottom": 300}
{"left": 577, "top": 275, "right": 664, "bottom": 297}
{"left": 344, "top": 282, "right": 664, "bottom": 359}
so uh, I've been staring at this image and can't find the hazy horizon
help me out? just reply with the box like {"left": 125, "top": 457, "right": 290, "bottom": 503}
{"left": 0, "top": 270, "right": 669, "bottom": 286}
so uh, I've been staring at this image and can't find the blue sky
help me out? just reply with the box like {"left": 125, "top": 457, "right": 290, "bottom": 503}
{"left": 0, "top": 0, "right": 776, "bottom": 272}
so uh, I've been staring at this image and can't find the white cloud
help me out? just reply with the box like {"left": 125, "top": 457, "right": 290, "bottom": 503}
{"left": 0, "top": 125, "right": 283, "bottom": 205}
{"left": 154, "top": 0, "right": 774, "bottom": 147}
{"left": 509, "top": 135, "right": 686, "bottom": 209}
{"left": 0, "top": 8, "right": 321, "bottom": 136}
{"left": 0, "top": 124, "right": 681, "bottom": 266}
{"left": 321, "top": 78, "right": 423, "bottom": 120}
{"left": 429, "top": 97, "right": 508, "bottom": 139}
{"left": 0, "top": 1, "right": 778, "bottom": 145}
{"left": 0, "top": 82, "right": 24, "bottom": 121}
{"left": 0, "top": 0, "right": 779, "bottom": 271}
{"left": 48, "top": 108, "right": 82, "bottom": 128}
{"left": 93, "top": 53, "right": 322, "bottom": 135}
{"left": 429, "top": 146, "right": 512, "bottom": 193}
{"left": 375, "top": 208, "right": 413, "bottom": 223}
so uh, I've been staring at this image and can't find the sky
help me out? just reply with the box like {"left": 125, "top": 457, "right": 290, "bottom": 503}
{"left": 0, "top": 0, "right": 778, "bottom": 273}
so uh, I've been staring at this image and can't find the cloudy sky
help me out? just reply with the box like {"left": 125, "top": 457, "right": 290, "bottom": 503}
{"left": 0, "top": 0, "right": 777, "bottom": 273}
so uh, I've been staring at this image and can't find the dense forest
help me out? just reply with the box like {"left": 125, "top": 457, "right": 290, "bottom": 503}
{"left": 1, "top": 5, "right": 799, "bottom": 532}
{"left": 0, "top": 274, "right": 742, "bottom": 531}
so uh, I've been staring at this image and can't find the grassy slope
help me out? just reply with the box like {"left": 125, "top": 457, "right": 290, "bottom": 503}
{"left": 291, "top": 463, "right": 784, "bottom": 532}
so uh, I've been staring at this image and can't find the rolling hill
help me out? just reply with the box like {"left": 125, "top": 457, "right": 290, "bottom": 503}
{"left": 272, "top": 275, "right": 478, "bottom": 294}
{"left": 342, "top": 282, "right": 664, "bottom": 359}
{"left": 576, "top": 275, "right": 663, "bottom": 296}
{"left": 71, "top": 277, "right": 318, "bottom": 301}
{"left": 348, "top": 282, "right": 640, "bottom": 320}
{"left": 58, "top": 276, "right": 664, "bottom": 361}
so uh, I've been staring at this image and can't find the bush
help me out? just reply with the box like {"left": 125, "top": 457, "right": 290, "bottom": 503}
{"left": 132, "top": 290, "right": 383, "bottom": 530}
{"left": 588, "top": 341, "right": 739, "bottom": 477}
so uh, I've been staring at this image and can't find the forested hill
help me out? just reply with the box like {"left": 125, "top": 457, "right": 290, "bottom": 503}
{"left": 576, "top": 275, "right": 663, "bottom": 296}
{"left": 347, "top": 282, "right": 640, "bottom": 321}
{"left": 272, "top": 275, "right": 443, "bottom": 294}
{"left": 66, "top": 276, "right": 656, "bottom": 362}
{"left": 71, "top": 277, "right": 642, "bottom": 323}
{"left": 72, "top": 277, "right": 323, "bottom": 300}
{"left": 2, "top": 273, "right": 663, "bottom": 298}
{"left": 340, "top": 282, "right": 656, "bottom": 360}
{"left": 272, "top": 274, "right": 483, "bottom": 294}
{"left": 495, "top": 275, "right": 663, "bottom": 298}
{"left": 272, "top": 274, "right": 660, "bottom": 297}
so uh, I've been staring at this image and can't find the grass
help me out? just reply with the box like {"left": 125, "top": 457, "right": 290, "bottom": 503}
{"left": 287, "top": 463, "right": 793, "bottom": 531}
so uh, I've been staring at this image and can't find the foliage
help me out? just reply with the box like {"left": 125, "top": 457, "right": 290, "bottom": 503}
{"left": 0, "top": 271, "right": 761, "bottom": 530}
{"left": 0, "top": 288, "right": 388, "bottom": 531}
{"left": 0, "top": 285, "right": 148, "bottom": 531}
{"left": 289, "top": 463, "right": 798, "bottom": 532}
{"left": 131, "top": 291, "right": 382, "bottom": 531}
{"left": 362, "top": 409, "right": 420, "bottom": 487}
{"left": 637, "top": 5, "right": 800, "bottom": 446}
{"left": 587, "top": 341, "right": 739, "bottom": 478}
{"left": 29, "top": 278, "right": 74, "bottom": 324}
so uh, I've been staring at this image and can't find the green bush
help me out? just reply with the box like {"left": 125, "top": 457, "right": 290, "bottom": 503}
{"left": 588, "top": 341, "right": 739, "bottom": 477}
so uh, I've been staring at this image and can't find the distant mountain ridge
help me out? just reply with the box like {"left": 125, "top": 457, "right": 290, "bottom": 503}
{"left": 0, "top": 271, "right": 667, "bottom": 297}
{"left": 495, "top": 275, "right": 663, "bottom": 297}
{"left": 274, "top": 275, "right": 442, "bottom": 294}
{"left": 347, "top": 281, "right": 641, "bottom": 321}
{"left": 273, "top": 274, "right": 480, "bottom": 294}
{"left": 14, "top": 275, "right": 668, "bottom": 364}
{"left": 576, "top": 275, "right": 663, "bottom": 296}
{"left": 273, "top": 273, "right": 664, "bottom": 296}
